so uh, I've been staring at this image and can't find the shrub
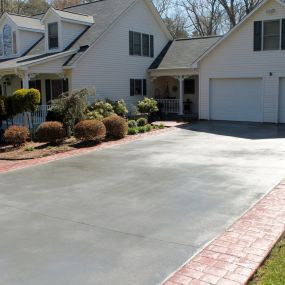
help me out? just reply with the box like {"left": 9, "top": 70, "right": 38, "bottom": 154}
{"left": 52, "top": 88, "right": 91, "bottom": 136}
{"left": 138, "top": 126, "right": 146, "bottom": 133}
{"left": 137, "top": 98, "right": 158, "bottom": 116}
{"left": 86, "top": 110, "right": 104, "bottom": 121}
{"left": 25, "top": 88, "right": 41, "bottom": 112}
{"left": 145, "top": 124, "right": 152, "bottom": 132}
{"left": 88, "top": 100, "right": 114, "bottom": 118}
{"left": 74, "top": 120, "right": 106, "bottom": 142}
{"left": 158, "top": 123, "right": 165, "bottom": 129}
{"left": 128, "top": 120, "right": 137, "bottom": 128}
{"left": 106, "top": 99, "right": 128, "bottom": 117}
{"left": 102, "top": 115, "right": 128, "bottom": 139}
{"left": 36, "top": 121, "right": 65, "bottom": 144}
{"left": 4, "top": 125, "right": 29, "bottom": 146}
{"left": 137, "top": 117, "right": 147, "bottom": 127}
{"left": 12, "top": 89, "right": 28, "bottom": 114}
{"left": 128, "top": 128, "right": 138, "bottom": 135}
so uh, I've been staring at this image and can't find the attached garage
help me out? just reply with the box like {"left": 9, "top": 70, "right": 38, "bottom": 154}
{"left": 210, "top": 78, "right": 263, "bottom": 122}
{"left": 279, "top": 78, "right": 285, "bottom": 123}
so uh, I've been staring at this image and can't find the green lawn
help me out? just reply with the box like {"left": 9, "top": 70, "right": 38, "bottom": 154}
{"left": 248, "top": 233, "right": 285, "bottom": 285}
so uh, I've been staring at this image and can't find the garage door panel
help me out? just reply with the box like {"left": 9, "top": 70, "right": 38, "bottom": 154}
{"left": 210, "top": 78, "right": 263, "bottom": 122}
{"left": 279, "top": 78, "right": 285, "bottom": 123}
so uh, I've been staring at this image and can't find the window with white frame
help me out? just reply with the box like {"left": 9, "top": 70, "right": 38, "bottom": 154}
{"left": 263, "top": 20, "right": 280, "bottom": 50}
{"left": 129, "top": 31, "right": 154, "bottom": 57}
{"left": 130, "top": 79, "right": 147, "bottom": 96}
{"left": 48, "top": 22, "right": 59, "bottom": 50}
{"left": 0, "top": 24, "right": 17, "bottom": 57}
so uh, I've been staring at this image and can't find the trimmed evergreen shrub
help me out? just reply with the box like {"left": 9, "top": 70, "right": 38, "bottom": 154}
{"left": 74, "top": 120, "right": 106, "bottom": 142}
{"left": 137, "top": 118, "right": 147, "bottom": 127}
{"left": 145, "top": 124, "right": 153, "bottom": 132}
{"left": 4, "top": 125, "right": 29, "bottom": 146}
{"left": 137, "top": 98, "right": 158, "bottom": 116}
{"left": 128, "top": 120, "right": 137, "bottom": 128}
{"left": 102, "top": 115, "right": 128, "bottom": 139}
{"left": 138, "top": 126, "right": 146, "bottom": 133}
{"left": 25, "top": 88, "right": 41, "bottom": 112}
{"left": 128, "top": 128, "right": 138, "bottom": 135}
{"left": 36, "top": 121, "right": 65, "bottom": 144}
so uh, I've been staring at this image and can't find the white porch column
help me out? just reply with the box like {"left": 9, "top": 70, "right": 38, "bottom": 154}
{"left": 22, "top": 73, "right": 29, "bottom": 89}
{"left": 178, "top": 75, "right": 184, "bottom": 115}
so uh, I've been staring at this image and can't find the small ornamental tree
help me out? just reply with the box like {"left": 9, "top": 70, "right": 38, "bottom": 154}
{"left": 137, "top": 98, "right": 158, "bottom": 117}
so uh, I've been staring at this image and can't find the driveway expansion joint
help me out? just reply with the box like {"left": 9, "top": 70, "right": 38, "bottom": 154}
{"left": 161, "top": 179, "right": 285, "bottom": 285}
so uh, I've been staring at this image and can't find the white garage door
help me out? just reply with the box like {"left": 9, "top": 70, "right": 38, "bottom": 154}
{"left": 210, "top": 78, "right": 263, "bottom": 122}
{"left": 279, "top": 78, "right": 285, "bottom": 123}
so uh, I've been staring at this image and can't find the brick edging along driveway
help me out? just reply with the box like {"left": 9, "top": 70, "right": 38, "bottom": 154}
{"left": 0, "top": 127, "right": 175, "bottom": 174}
{"left": 163, "top": 180, "right": 285, "bottom": 285}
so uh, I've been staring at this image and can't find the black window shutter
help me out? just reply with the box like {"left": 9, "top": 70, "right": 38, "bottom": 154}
{"left": 130, "top": 79, "right": 134, "bottom": 96}
{"left": 45, "top": 79, "right": 51, "bottom": 103}
{"left": 150, "top": 35, "right": 154, "bottom": 57}
{"left": 254, "top": 21, "right": 262, "bottom": 51}
{"left": 281, "top": 19, "right": 285, "bottom": 50}
{"left": 143, "top": 79, "right": 147, "bottom": 96}
{"left": 129, "top": 31, "right": 134, "bottom": 55}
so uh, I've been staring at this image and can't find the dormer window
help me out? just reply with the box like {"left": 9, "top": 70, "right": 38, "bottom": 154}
{"left": 0, "top": 24, "right": 17, "bottom": 57}
{"left": 48, "top": 22, "right": 58, "bottom": 49}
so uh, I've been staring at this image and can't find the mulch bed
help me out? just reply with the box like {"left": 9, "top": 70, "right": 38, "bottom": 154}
{"left": 0, "top": 128, "right": 172, "bottom": 161}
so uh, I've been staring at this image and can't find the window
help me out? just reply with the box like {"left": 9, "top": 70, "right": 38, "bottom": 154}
{"left": 12, "top": 31, "right": 17, "bottom": 54}
{"left": 184, "top": 79, "right": 195, "bottom": 94}
{"left": 129, "top": 31, "right": 154, "bottom": 57}
{"left": 3, "top": 24, "right": 12, "bottom": 56}
{"left": 142, "top": 33, "right": 149, "bottom": 56}
{"left": 48, "top": 22, "right": 59, "bottom": 49}
{"left": 45, "top": 79, "right": 69, "bottom": 103}
{"left": 263, "top": 20, "right": 280, "bottom": 50}
{"left": 130, "top": 79, "right": 147, "bottom": 96}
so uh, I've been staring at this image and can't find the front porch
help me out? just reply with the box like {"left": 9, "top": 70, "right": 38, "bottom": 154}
{"left": 149, "top": 71, "right": 199, "bottom": 119}
{"left": 0, "top": 73, "right": 71, "bottom": 128}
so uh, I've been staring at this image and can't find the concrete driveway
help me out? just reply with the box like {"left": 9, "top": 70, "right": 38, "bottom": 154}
{"left": 1, "top": 121, "right": 285, "bottom": 285}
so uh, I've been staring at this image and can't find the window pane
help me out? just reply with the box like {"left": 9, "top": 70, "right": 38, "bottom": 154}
{"left": 142, "top": 34, "right": 149, "bottom": 56}
{"left": 264, "top": 20, "right": 280, "bottom": 36}
{"left": 3, "top": 24, "right": 12, "bottom": 56}
{"left": 133, "top": 32, "right": 141, "bottom": 55}
{"left": 13, "top": 31, "right": 17, "bottom": 54}
{"left": 264, "top": 36, "right": 280, "bottom": 50}
{"left": 51, "top": 79, "right": 63, "bottom": 100}
{"left": 134, "top": 79, "right": 142, "bottom": 95}
{"left": 48, "top": 23, "right": 58, "bottom": 49}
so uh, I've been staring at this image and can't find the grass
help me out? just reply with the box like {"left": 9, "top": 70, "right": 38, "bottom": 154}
{"left": 248, "top": 232, "right": 285, "bottom": 285}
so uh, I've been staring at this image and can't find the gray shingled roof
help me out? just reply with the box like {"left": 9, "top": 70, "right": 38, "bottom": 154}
{"left": 26, "top": 0, "right": 136, "bottom": 58}
{"left": 8, "top": 14, "right": 44, "bottom": 32}
{"left": 149, "top": 36, "right": 222, "bottom": 70}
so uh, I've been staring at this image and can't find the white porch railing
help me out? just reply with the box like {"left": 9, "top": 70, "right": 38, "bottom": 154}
{"left": 32, "top": 104, "right": 53, "bottom": 125}
{"left": 157, "top": 99, "right": 179, "bottom": 114}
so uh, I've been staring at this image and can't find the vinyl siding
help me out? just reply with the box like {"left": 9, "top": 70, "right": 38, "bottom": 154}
{"left": 72, "top": 0, "right": 169, "bottom": 108}
{"left": 199, "top": 0, "right": 285, "bottom": 122}
{"left": 61, "top": 21, "right": 86, "bottom": 49}
{"left": 18, "top": 30, "right": 43, "bottom": 55}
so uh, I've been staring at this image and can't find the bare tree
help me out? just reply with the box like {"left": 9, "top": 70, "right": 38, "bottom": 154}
{"left": 153, "top": 0, "right": 172, "bottom": 16}
{"left": 52, "top": 0, "right": 81, "bottom": 9}
{"left": 218, "top": 0, "right": 261, "bottom": 28}
{"left": 164, "top": 13, "right": 189, "bottom": 38}
{"left": 182, "top": 0, "right": 223, "bottom": 36}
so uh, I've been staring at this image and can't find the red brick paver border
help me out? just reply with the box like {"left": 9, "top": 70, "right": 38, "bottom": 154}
{"left": 162, "top": 180, "right": 285, "bottom": 285}
{"left": 0, "top": 127, "right": 175, "bottom": 174}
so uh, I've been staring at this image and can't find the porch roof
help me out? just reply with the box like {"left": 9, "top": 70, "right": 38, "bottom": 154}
{"left": 0, "top": 50, "right": 77, "bottom": 74}
{"left": 149, "top": 36, "right": 222, "bottom": 71}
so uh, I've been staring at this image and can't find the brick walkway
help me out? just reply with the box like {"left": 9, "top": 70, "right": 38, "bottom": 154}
{"left": 163, "top": 180, "right": 285, "bottom": 285}
{"left": 0, "top": 127, "right": 175, "bottom": 173}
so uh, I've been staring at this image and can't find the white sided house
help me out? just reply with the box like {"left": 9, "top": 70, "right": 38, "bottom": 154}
{"left": 0, "top": 0, "right": 171, "bottom": 125}
{"left": 1, "top": 0, "right": 285, "bottom": 125}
